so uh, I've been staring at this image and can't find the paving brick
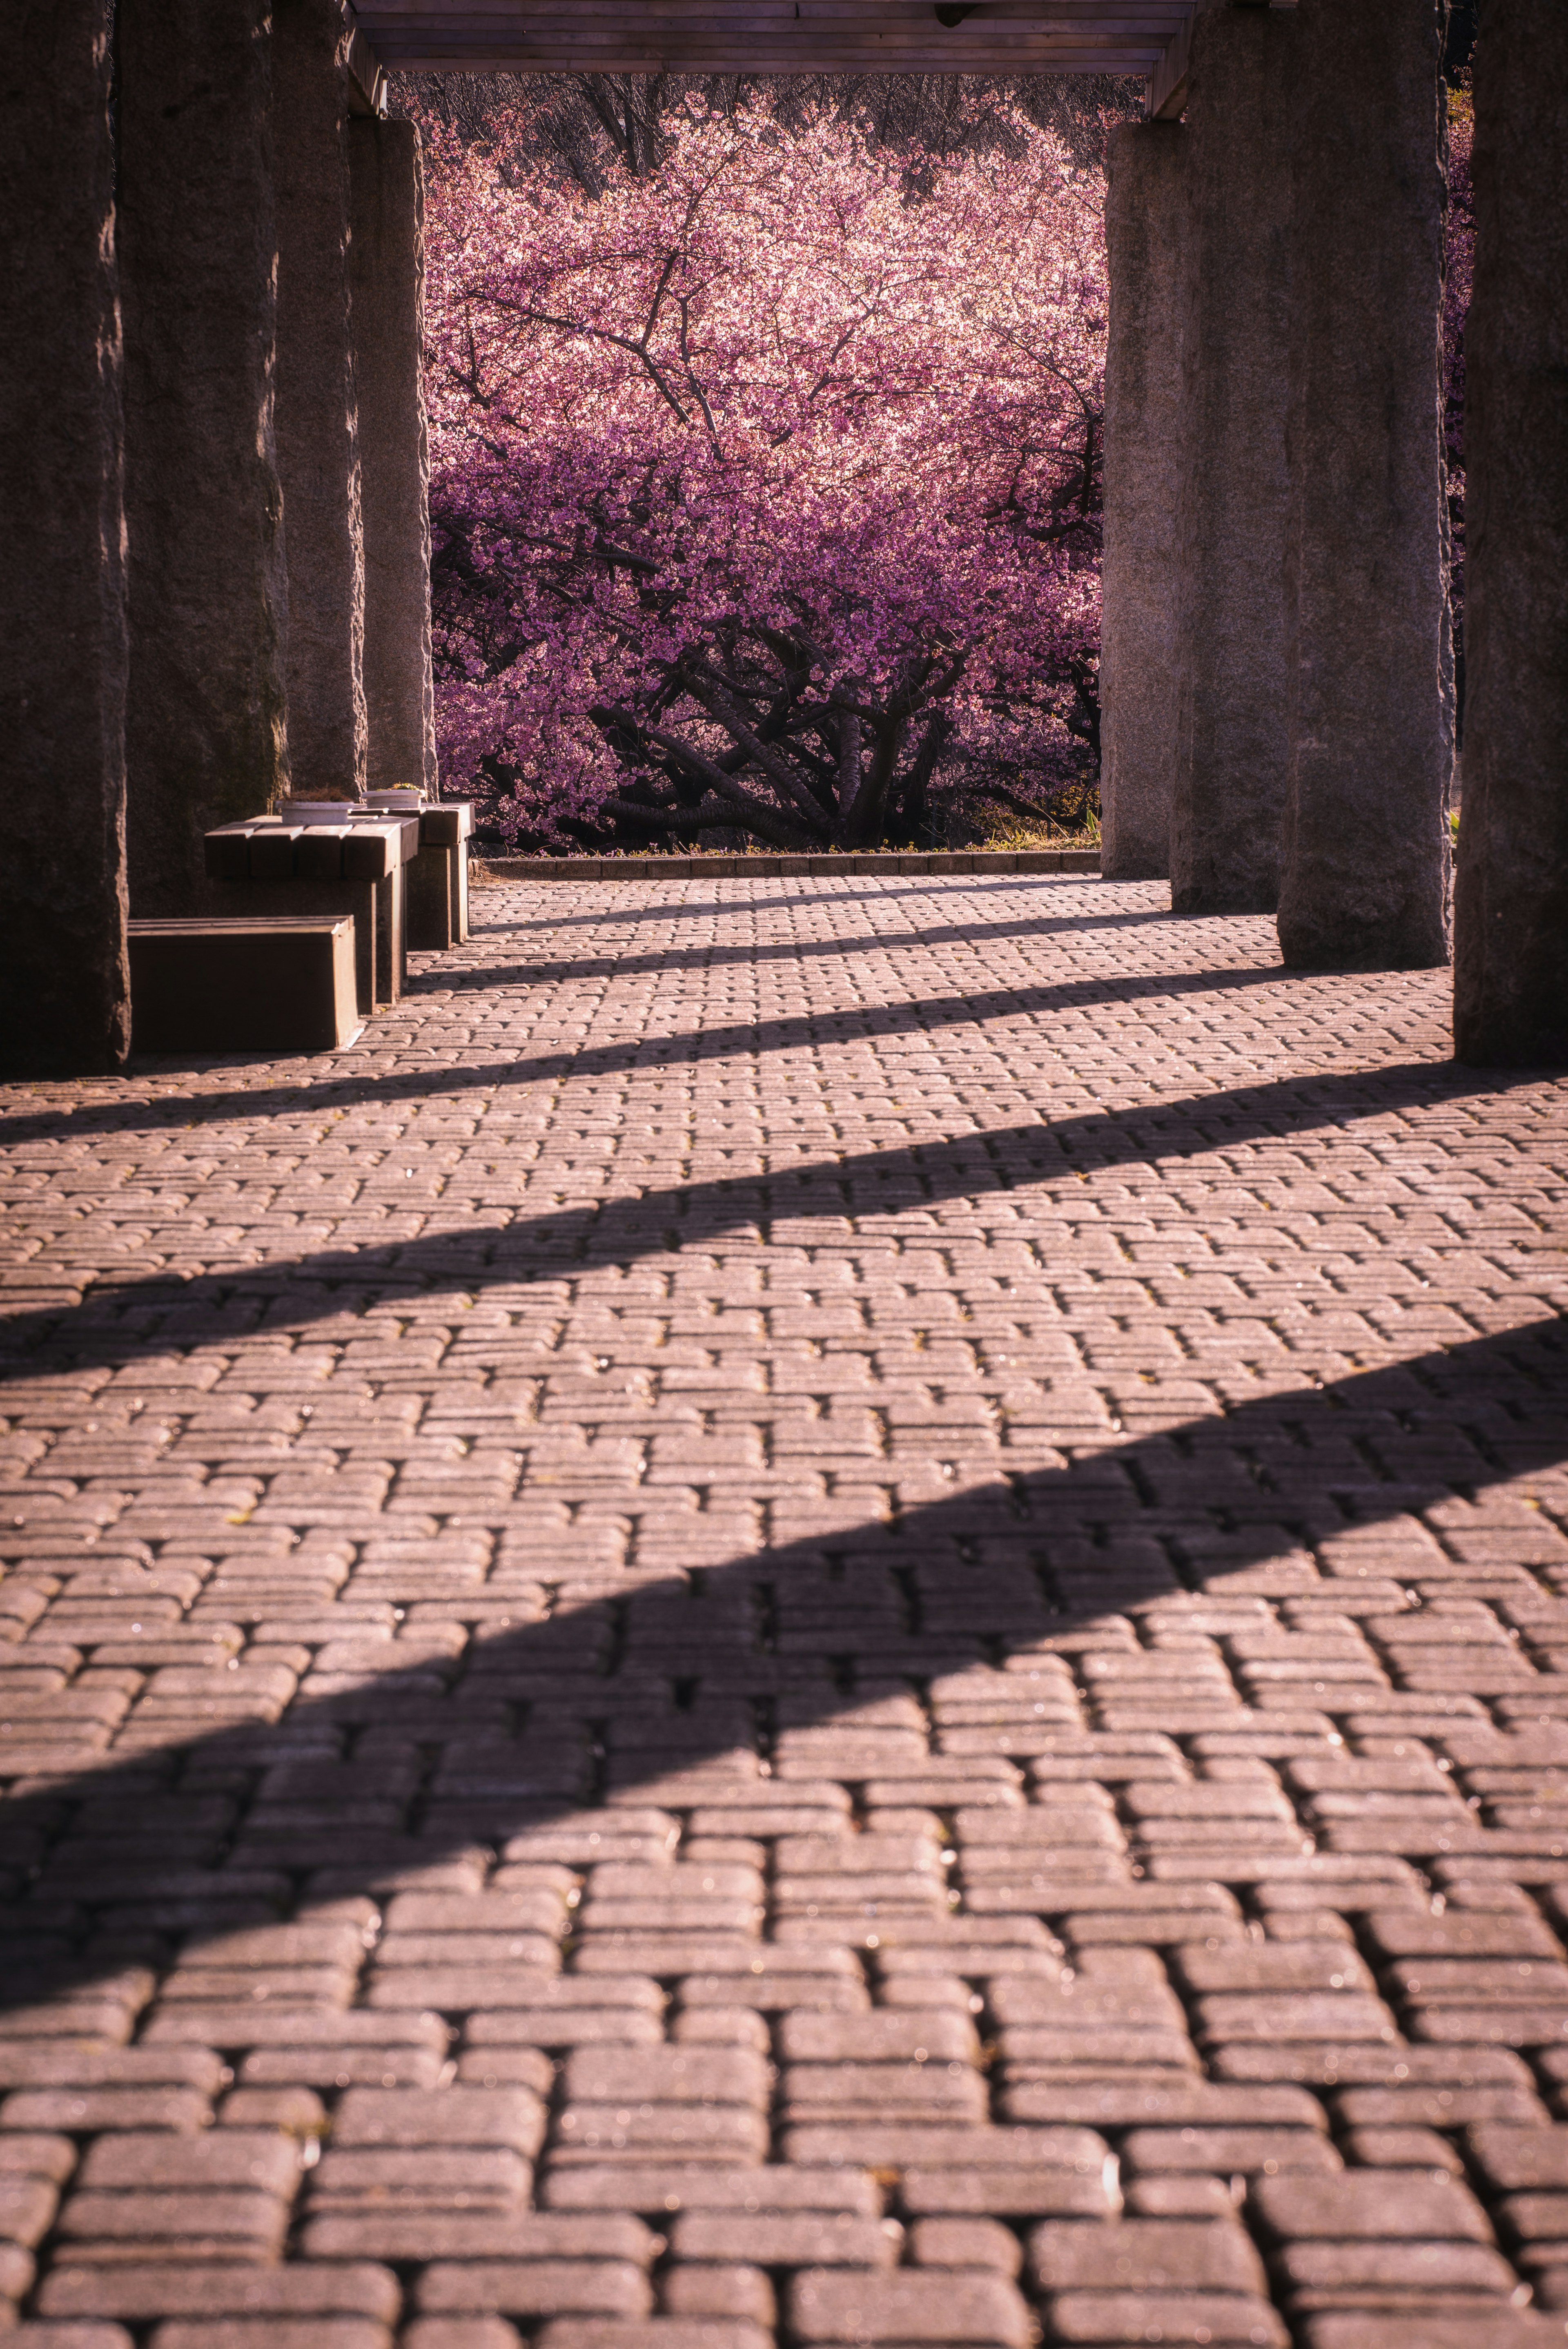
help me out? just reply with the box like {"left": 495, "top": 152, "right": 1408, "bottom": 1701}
{"left": 668, "top": 2213, "right": 896, "bottom": 2266}
{"left": 778, "top": 2010, "right": 978, "bottom": 2062}
{"left": 402, "top": 2325, "right": 523, "bottom": 2349}
{"left": 1495, "top": 2189, "right": 1568, "bottom": 2245}
{"left": 1, "top": 2088, "right": 212, "bottom": 2133}
{"left": 408, "top": 2262, "right": 653, "bottom": 2317}
{"left": 1029, "top": 2218, "right": 1267, "bottom": 2292}
{"left": 659, "top": 2265, "right": 776, "bottom": 2323}
{"left": 675, "top": 1972, "right": 870, "bottom": 2013}
{"left": 1274, "top": 2235, "right": 1519, "bottom": 2294}
{"left": 1298, "top": 2320, "right": 1568, "bottom": 2348}
{"left": 1250, "top": 2171, "right": 1495, "bottom": 2242}
{"left": 1002, "top": 2083, "right": 1324, "bottom": 2128}
{"left": 534, "top": 2328, "right": 770, "bottom": 2349}
{"left": 1123, "top": 2176, "right": 1240, "bottom": 2218}
{"left": 76, "top": 2131, "right": 300, "bottom": 2193}
{"left": 1340, "top": 2126, "right": 1464, "bottom": 2171}
{"left": 1468, "top": 2128, "right": 1568, "bottom": 2193}
{"left": 553, "top": 2104, "right": 769, "bottom": 2161}
{"left": 787, "top": 2267, "right": 1031, "bottom": 2346}
{"left": 1120, "top": 2128, "right": 1341, "bottom": 2175}
{"left": 1043, "top": 2294, "right": 1290, "bottom": 2345}
{"left": 541, "top": 2166, "right": 879, "bottom": 2215}
{"left": 783, "top": 2123, "right": 1106, "bottom": 2171}
{"left": 329, "top": 2087, "right": 545, "bottom": 2153}
{"left": 780, "top": 2060, "right": 987, "bottom": 2120}
{"left": 909, "top": 2217, "right": 1022, "bottom": 2274}
{"left": 146, "top": 2327, "right": 392, "bottom": 2349}
{"left": 1172, "top": 1942, "right": 1377, "bottom": 1993}
{"left": 455, "top": 2048, "right": 558, "bottom": 2090}
{"left": 0, "top": 2173, "right": 60, "bottom": 2247}
{"left": 1334, "top": 2085, "right": 1551, "bottom": 2128}
{"left": 307, "top": 2146, "right": 530, "bottom": 2208}
{"left": 34, "top": 2266, "right": 401, "bottom": 2320}
{"left": 137, "top": 2008, "right": 448, "bottom": 2050}
{"left": 561, "top": 2049, "right": 769, "bottom": 2105}
{"left": 311, "top": 2213, "right": 635, "bottom": 2262}
{"left": 900, "top": 2165, "right": 1115, "bottom": 2217}
{"left": 1, "top": 2331, "right": 136, "bottom": 2348}
{"left": 237, "top": 2044, "right": 447, "bottom": 2088}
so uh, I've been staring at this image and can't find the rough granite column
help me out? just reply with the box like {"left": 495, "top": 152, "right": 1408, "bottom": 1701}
{"left": 1100, "top": 121, "right": 1186, "bottom": 881}
{"left": 349, "top": 117, "right": 440, "bottom": 797}
{"left": 1452, "top": 0, "right": 1568, "bottom": 1065}
{"left": 274, "top": 0, "right": 368, "bottom": 798}
{"left": 0, "top": 2, "right": 129, "bottom": 1074}
{"left": 1169, "top": 0, "right": 1300, "bottom": 916}
{"left": 118, "top": 0, "right": 292, "bottom": 918}
{"left": 1276, "top": 0, "right": 1453, "bottom": 970}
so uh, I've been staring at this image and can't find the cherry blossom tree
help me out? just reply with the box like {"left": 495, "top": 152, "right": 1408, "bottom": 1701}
{"left": 416, "top": 86, "right": 1112, "bottom": 849}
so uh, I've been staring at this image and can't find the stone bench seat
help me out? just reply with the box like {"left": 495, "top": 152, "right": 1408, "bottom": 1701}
{"left": 203, "top": 812, "right": 419, "bottom": 884}
{"left": 128, "top": 917, "right": 361, "bottom": 1055}
{"left": 203, "top": 814, "right": 420, "bottom": 1012}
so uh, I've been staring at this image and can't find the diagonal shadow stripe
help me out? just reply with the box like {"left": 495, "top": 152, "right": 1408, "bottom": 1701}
{"left": 0, "top": 962, "right": 1289, "bottom": 1147}
{"left": 453, "top": 907, "right": 1217, "bottom": 987}
{"left": 490, "top": 880, "right": 1162, "bottom": 933}
{"left": 0, "top": 1060, "right": 1546, "bottom": 1379}
{"left": 2, "top": 1315, "right": 1565, "bottom": 2017}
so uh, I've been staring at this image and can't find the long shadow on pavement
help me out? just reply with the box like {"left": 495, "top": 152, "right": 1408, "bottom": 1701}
{"left": 0, "top": 1059, "right": 1544, "bottom": 1375}
{"left": 0, "top": 961, "right": 1292, "bottom": 1148}
{"left": 490, "top": 880, "right": 1157, "bottom": 934}
{"left": 461, "top": 907, "right": 1204, "bottom": 981}
{"left": 2, "top": 1313, "right": 1565, "bottom": 2016}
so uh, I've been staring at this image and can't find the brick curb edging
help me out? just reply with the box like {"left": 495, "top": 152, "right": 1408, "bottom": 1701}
{"left": 474, "top": 847, "right": 1101, "bottom": 880}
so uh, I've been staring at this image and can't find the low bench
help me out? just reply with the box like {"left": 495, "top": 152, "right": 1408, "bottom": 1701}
{"left": 406, "top": 801, "right": 472, "bottom": 951}
{"left": 129, "top": 918, "right": 361, "bottom": 1054}
{"left": 203, "top": 813, "right": 419, "bottom": 1012}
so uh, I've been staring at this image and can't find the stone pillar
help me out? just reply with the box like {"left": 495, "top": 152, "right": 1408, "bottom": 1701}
{"left": 0, "top": 2, "right": 129, "bottom": 1074}
{"left": 1276, "top": 0, "right": 1453, "bottom": 971}
{"left": 349, "top": 118, "right": 440, "bottom": 797}
{"left": 1169, "top": 1, "right": 1300, "bottom": 916}
{"left": 1100, "top": 122, "right": 1186, "bottom": 882}
{"left": 1452, "top": 0, "right": 1568, "bottom": 1065}
{"left": 274, "top": 0, "right": 368, "bottom": 798}
{"left": 118, "top": 0, "right": 292, "bottom": 919}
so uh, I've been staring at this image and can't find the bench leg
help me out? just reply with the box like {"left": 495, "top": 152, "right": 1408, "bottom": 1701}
{"left": 450, "top": 838, "right": 469, "bottom": 944}
{"left": 405, "top": 843, "right": 454, "bottom": 951}
{"left": 375, "top": 866, "right": 407, "bottom": 1003}
{"left": 354, "top": 889, "right": 376, "bottom": 1014}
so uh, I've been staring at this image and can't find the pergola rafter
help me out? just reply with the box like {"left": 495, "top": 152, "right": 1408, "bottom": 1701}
{"left": 348, "top": 0, "right": 1200, "bottom": 111}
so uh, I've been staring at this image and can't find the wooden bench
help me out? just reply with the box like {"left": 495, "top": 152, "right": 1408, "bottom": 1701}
{"left": 406, "top": 801, "right": 473, "bottom": 951}
{"left": 129, "top": 918, "right": 361, "bottom": 1054}
{"left": 203, "top": 813, "right": 420, "bottom": 1012}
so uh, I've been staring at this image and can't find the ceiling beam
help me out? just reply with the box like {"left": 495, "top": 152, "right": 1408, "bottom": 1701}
{"left": 1145, "top": 4, "right": 1189, "bottom": 114}
{"left": 349, "top": 0, "right": 1196, "bottom": 78}
{"left": 345, "top": 26, "right": 390, "bottom": 113}
{"left": 1146, "top": 0, "right": 1297, "bottom": 121}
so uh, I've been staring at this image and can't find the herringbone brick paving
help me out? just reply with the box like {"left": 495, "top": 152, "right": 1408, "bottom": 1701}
{"left": 2, "top": 872, "right": 1567, "bottom": 2349}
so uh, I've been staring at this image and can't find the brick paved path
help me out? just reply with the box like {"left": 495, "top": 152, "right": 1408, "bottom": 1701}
{"left": 3, "top": 874, "right": 1568, "bottom": 2349}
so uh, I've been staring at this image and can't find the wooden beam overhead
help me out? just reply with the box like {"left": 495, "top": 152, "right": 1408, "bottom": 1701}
{"left": 1146, "top": 2, "right": 1190, "bottom": 115}
{"left": 349, "top": 0, "right": 1198, "bottom": 84}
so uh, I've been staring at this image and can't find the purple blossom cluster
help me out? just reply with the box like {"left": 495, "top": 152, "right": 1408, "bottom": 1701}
{"left": 419, "top": 94, "right": 1110, "bottom": 849}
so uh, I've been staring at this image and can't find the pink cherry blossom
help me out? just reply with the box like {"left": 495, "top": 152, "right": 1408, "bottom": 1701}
{"left": 417, "top": 89, "right": 1110, "bottom": 848}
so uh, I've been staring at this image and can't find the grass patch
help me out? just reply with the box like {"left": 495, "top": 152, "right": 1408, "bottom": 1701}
{"left": 978, "top": 811, "right": 1102, "bottom": 853}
